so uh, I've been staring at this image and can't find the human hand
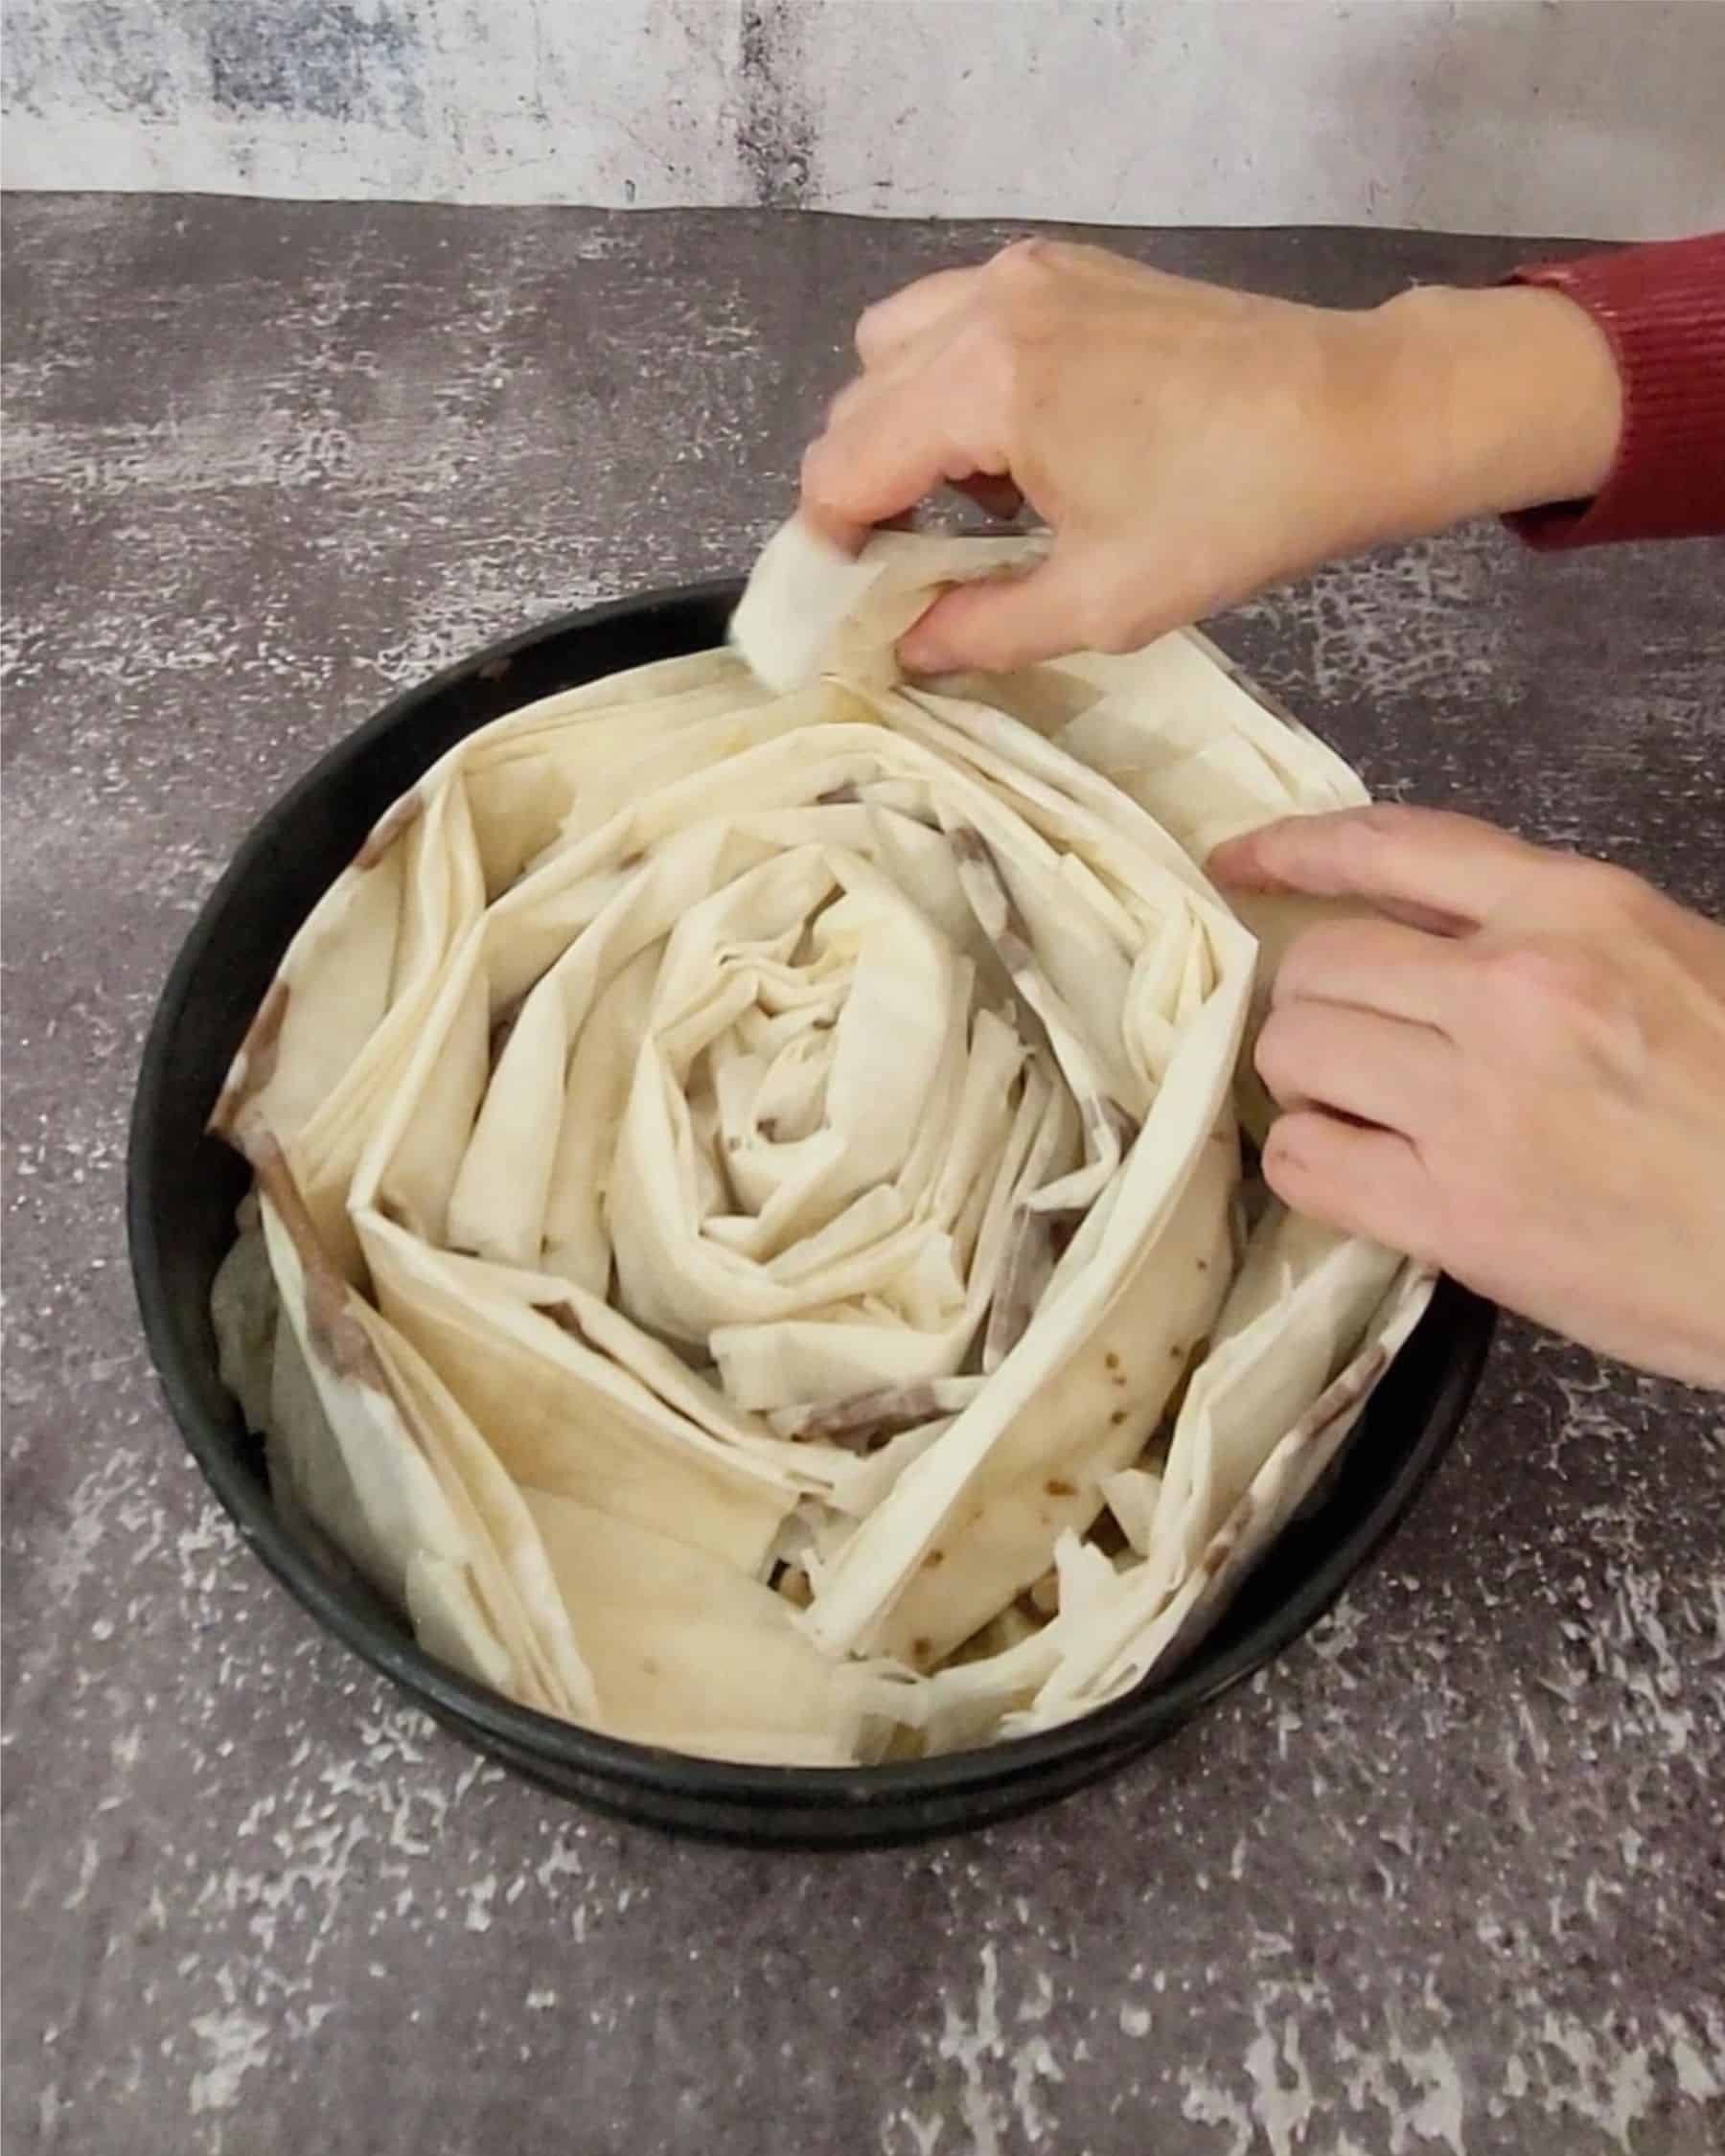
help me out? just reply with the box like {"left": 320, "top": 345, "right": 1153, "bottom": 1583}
{"left": 800, "top": 240, "right": 1621, "bottom": 675}
{"left": 1208, "top": 805, "right": 1725, "bottom": 1388}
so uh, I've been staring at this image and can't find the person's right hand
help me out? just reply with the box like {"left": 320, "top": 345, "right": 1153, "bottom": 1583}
{"left": 799, "top": 239, "right": 1622, "bottom": 675}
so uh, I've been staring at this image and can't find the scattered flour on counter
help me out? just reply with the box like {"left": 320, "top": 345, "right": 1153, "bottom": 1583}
{"left": 188, "top": 2008, "right": 271, "bottom": 2114}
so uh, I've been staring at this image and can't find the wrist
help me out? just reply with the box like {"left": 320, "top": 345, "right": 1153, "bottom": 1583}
{"left": 1370, "top": 283, "right": 1624, "bottom": 531}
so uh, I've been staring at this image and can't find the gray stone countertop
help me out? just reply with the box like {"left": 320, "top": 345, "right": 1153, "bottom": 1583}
{"left": 3, "top": 197, "right": 1722, "bottom": 2156}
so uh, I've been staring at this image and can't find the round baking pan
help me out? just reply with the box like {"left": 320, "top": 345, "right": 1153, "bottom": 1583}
{"left": 127, "top": 579, "right": 1495, "bottom": 1848}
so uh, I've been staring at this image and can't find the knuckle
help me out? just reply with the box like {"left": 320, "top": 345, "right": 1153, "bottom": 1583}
{"left": 797, "top": 437, "right": 826, "bottom": 497}
{"left": 987, "top": 237, "right": 1059, "bottom": 287}
{"left": 798, "top": 433, "right": 841, "bottom": 504}
{"left": 1252, "top": 1007, "right": 1306, "bottom": 1100}
{"left": 1260, "top": 1117, "right": 1344, "bottom": 1224}
{"left": 823, "top": 376, "right": 867, "bottom": 431}
{"left": 1564, "top": 854, "right": 1663, "bottom": 931}
{"left": 1259, "top": 1114, "right": 1313, "bottom": 1189}
{"left": 1481, "top": 936, "right": 1604, "bottom": 1021}
{"left": 1258, "top": 1134, "right": 1300, "bottom": 1198}
{"left": 1340, "top": 801, "right": 1421, "bottom": 858}
{"left": 1302, "top": 803, "right": 1413, "bottom": 886}
{"left": 1475, "top": 933, "right": 1644, "bottom": 1076}
{"left": 853, "top": 301, "right": 890, "bottom": 363}
{"left": 954, "top": 314, "right": 1018, "bottom": 409}
{"left": 983, "top": 240, "right": 1074, "bottom": 337}
{"left": 1272, "top": 920, "right": 1352, "bottom": 1006}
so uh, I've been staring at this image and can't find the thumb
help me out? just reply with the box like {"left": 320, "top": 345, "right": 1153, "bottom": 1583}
{"left": 897, "top": 545, "right": 1111, "bottom": 676}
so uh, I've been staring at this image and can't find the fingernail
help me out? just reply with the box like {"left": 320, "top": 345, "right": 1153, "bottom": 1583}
{"left": 798, "top": 505, "right": 868, "bottom": 559}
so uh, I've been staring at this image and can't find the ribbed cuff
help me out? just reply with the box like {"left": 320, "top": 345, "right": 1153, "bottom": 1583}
{"left": 1504, "top": 232, "right": 1725, "bottom": 550}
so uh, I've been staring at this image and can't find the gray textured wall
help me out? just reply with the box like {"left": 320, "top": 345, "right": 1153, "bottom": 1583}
{"left": 4, "top": 0, "right": 1724, "bottom": 235}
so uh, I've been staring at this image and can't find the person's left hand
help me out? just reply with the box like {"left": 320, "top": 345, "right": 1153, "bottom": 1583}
{"left": 1208, "top": 804, "right": 1725, "bottom": 1388}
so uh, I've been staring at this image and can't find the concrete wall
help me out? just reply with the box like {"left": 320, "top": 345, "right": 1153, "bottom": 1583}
{"left": 4, "top": 1, "right": 1723, "bottom": 237}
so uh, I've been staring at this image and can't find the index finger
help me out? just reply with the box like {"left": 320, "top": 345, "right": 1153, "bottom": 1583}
{"left": 1208, "top": 804, "right": 1547, "bottom": 928}
{"left": 799, "top": 374, "right": 1008, "bottom": 547}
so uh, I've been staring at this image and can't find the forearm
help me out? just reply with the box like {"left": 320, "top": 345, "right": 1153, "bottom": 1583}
{"left": 1364, "top": 234, "right": 1725, "bottom": 550}
{"left": 1370, "top": 282, "right": 1623, "bottom": 532}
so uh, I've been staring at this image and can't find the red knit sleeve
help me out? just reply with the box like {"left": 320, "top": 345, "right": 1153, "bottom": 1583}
{"left": 1503, "top": 232, "right": 1725, "bottom": 549}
